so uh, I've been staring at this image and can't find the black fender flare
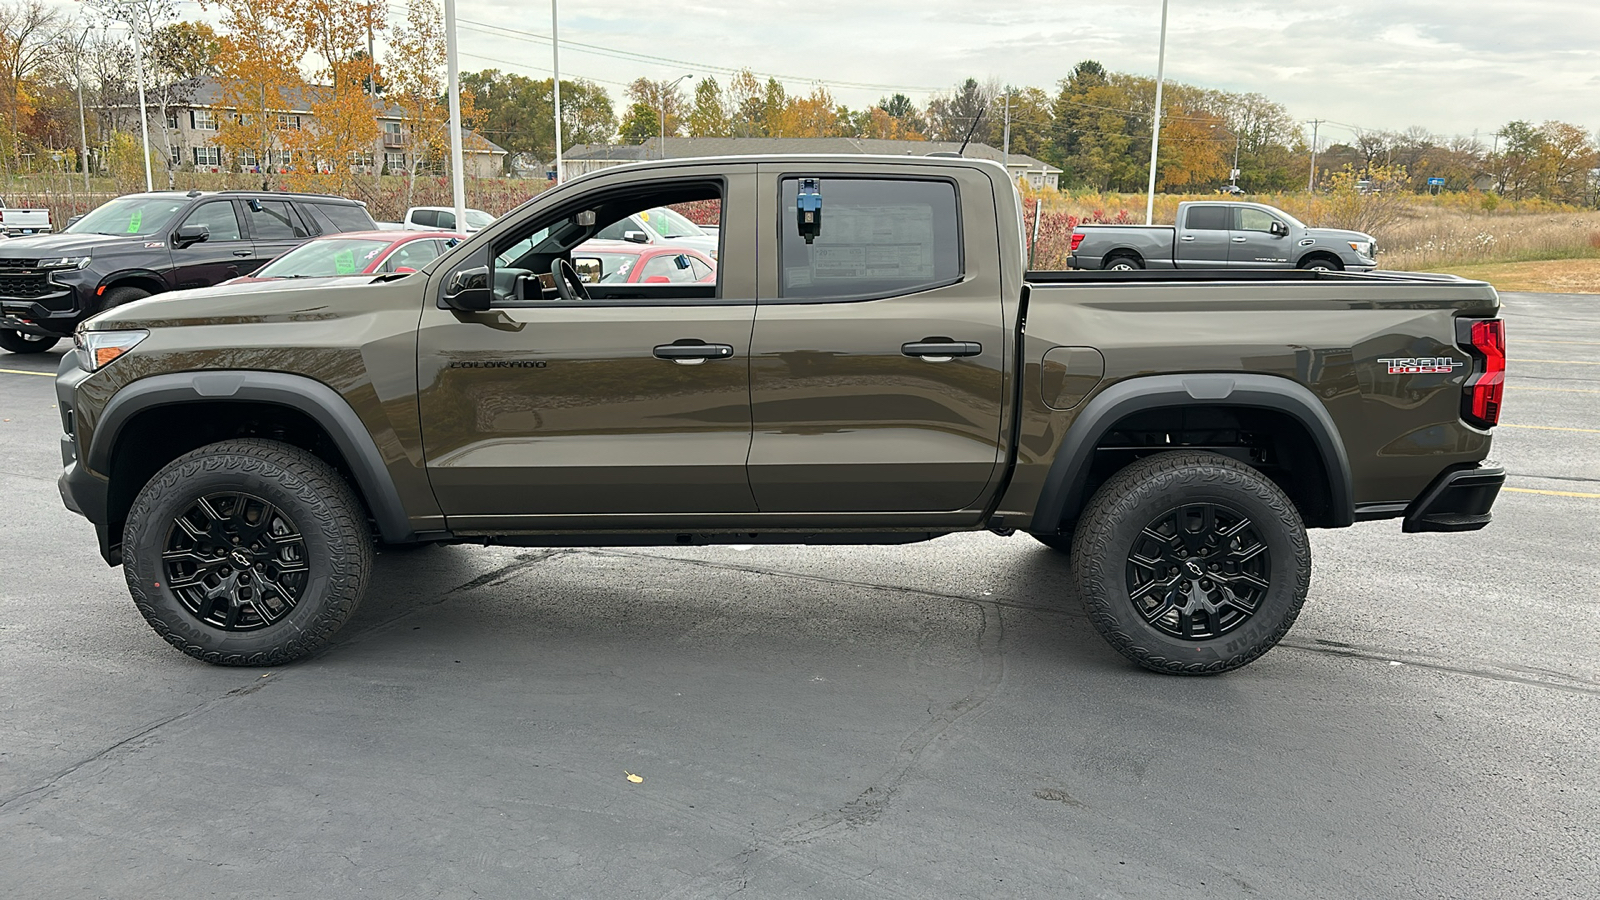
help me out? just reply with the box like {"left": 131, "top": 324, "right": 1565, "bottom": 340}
{"left": 88, "top": 370, "right": 415, "bottom": 543}
{"left": 1032, "top": 373, "right": 1355, "bottom": 530}
{"left": 96, "top": 268, "right": 169, "bottom": 297}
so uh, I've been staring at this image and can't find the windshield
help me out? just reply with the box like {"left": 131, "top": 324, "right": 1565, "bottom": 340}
{"left": 464, "top": 209, "right": 495, "bottom": 229}
{"left": 256, "top": 238, "right": 393, "bottom": 278}
{"left": 645, "top": 207, "right": 706, "bottom": 238}
{"left": 68, "top": 195, "right": 189, "bottom": 237}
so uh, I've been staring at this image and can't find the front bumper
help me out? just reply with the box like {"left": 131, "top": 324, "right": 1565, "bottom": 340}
{"left": 54, "top": 356, "right": 120, "bottom": 564}
{"left": 1403, "top": 462, "right": 1505, "bottom": 533}
{"left": 1, "top": 277, "right": 87, "bottom": 337}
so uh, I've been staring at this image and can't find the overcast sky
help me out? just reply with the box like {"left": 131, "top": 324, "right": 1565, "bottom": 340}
{"left": 80, "top": 0, "right": 1600, "bottom": 146}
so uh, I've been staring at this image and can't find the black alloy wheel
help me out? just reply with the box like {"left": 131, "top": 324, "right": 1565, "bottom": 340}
{"left": 0, "top": 329, "right": 59, "bottom": 353}
{"left": 162, "top": 492, "right": 309, "bottom": 631}
{"left": 1124, "top": 502, "right": 1270, "bottom": 641}
{"left": 1070, "top": 451, "right": 1311, "bottom": 675}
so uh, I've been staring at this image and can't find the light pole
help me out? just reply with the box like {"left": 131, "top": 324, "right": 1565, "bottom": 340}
{"left": 1143, "top": 0, "right": 1169, "bottom": 225}
{"left": 102, "top": 1, "right": 154, "bottom": 192}
{"left": 552, "top": 0, "right": 563, "bottom": 183}
{"left": 444, "top": 0, "right": 466, "bottom": 230}
{"left": 660, "top": 74, "right": 692, "bottom": 159}
{"left": 72, "top": 30, "right": 91, "bottom": 191}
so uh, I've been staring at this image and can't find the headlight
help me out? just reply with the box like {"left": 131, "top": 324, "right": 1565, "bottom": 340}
{"left": 39, "top": 256, "right": 91, "bottom": 270}
{"left": 75, "top": 329, "right": 148, "bottom": 372}
{"left": 1348, "top": 241, "right": 1373, "bottom": 257}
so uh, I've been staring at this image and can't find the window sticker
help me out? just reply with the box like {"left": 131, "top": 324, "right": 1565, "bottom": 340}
{"left": 334, "top": 249, "right": 356, "bottom": 274}
{"left": 799, "top": 205, "right": 937, "bottom": 282}
{"left": 127, "top": 210, "right": 143, "bottom": 233}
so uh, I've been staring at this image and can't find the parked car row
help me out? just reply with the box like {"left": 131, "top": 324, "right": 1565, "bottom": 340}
{"left": 0, "top": 189, "right": 725, "bottom": 354}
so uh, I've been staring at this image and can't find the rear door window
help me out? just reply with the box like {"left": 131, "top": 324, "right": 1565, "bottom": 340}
{"left": 1184, "top": 206, "right": 1230, "bottom": 230}
{"left": 778, "top": 177, "right": 961, "bottom": 301}
{"left": 247, "top": 200, "right": 311, "bottom": 239}
{"left": 308, "top": 203, "right": 376, "bottom": 233}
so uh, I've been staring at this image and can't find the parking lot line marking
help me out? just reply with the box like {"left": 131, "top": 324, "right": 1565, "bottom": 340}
{"left": 1517, "top": 339, "right": 1600, "bottom": 346}
{"left": 1511, "top": 359, "right": 1600, "bottom": 366}
{"left": 0, "top": 367, "right": 52, "bottom": 377}
{"left": 1505, "top": 487, "right": 1600, "bottom": 499}
{"left": 1504, "top": 387, "right": 1600, "bottom": 394}
{"left": 1500, "top": 423, "right": 1600, "bottom": 433}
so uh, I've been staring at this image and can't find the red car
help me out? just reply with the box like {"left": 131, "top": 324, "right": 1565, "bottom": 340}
{"left": 571, "top": 239, "right": 717, "bottom": 285}
{"left": 226, "top": 230, "right": 463, "bottom": 283}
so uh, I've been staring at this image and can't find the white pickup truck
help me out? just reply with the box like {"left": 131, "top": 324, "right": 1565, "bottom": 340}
{"left": 378, "top": 206, "right": 496, "bottom": 233}
{"left": 0, "top": 199, "right": 51, "bottom": 236}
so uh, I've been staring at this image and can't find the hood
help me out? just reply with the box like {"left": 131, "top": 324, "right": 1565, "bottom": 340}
{"left": 0, "top": 232, "right": 152, "bottom": 259}
{"left": 1304, "top": 227, "right": 1376, "bottom": 244}
{"left": 85, "top": 275, "right": 388, "bottom": 331}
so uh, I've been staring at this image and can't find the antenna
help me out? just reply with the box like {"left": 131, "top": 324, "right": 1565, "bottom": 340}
{"left": 956, "top": 101, "right": 987, "bottom": 157}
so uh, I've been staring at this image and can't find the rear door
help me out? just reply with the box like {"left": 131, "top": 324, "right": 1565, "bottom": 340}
{"left": 747, "top": 164, "right": 1007, "bottom": 514}
{"left": 242, "top": 198, "right": 315, "bottom": 273}
{"left": 1228, "top": 205, "right": 1293, "bottom": 267}
{"left": 1175, "top": 204, "right": 1231, "bottom": 266}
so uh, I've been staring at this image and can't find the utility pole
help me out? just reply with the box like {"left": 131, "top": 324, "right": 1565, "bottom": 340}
{"left": 1230, "top": 132, "right": 1240, "bottom": 190}
{"left": 552, "top": 0, "right": 563, "bottom": 183}
{"left": 1306, "top": 119, "right": 1322, "bottom": 192}
{"left": 1001, "top": 87, "right": 1011, "bottom": 177}
{"left": 73, "top": 30, "right": 91, "bottom": 192}
{"left": 1143, "top": 0, "right": 1169, "bottom": 226}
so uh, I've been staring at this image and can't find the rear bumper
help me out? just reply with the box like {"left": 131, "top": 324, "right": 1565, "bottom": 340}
{"left": 1403, "top": 462, "right": 1504, "bottom": 533}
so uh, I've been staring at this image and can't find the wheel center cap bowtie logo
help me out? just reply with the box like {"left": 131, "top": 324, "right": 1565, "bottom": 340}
{"left": 1183, "top": 560, "right": 1205, "bottom": 578}
{"left": 231, "top": 549, "right": 253, "bottom": 568}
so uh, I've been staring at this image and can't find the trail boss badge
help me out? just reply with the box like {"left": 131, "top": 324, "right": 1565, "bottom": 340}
{"left": 1377, "top": 357, "right": 1464, "bottom": 375}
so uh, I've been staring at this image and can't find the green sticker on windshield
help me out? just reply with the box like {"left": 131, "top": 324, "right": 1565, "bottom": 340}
{"left": 127, "top": 210, "right": 142, "bottom": 233}
{"left": 333, "top": 249, "right": 356, "bottom": 274}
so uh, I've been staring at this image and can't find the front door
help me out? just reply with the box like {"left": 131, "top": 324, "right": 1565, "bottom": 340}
{"left": 169, "top": 200, "right": 249, "bottom": 289}
{"left": 416, "top": 167, "right": 758, "bottom": 529}
{"left": 1228, "top": 206, "right": 1293, "bottom": 267}
{"left": 1175, "top": 204, "right": 1231, "bottom": 266}
{"left": 746, "top": 168, "right": 1007, "bottom": 514}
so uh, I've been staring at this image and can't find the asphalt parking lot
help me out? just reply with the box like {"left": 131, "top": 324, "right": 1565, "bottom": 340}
{"left": 1, "top": 291, "right": 1595, "bottom": 899}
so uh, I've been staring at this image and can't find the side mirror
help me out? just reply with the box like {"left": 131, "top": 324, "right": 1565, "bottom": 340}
{"left": 1269, "top": 221, "right": 1288, "bottom": 237}
{"left": 571, "top": 256, "right": 603, "bottom": 284}
{"left": 67, "top": 214, "right": 84, "bottom": 227}
{"left": 622, "top": 230, "right": 650, "bottom": 244}
{"left": 173, "top": 224, "right": 210, "bottom": 248}
{"left": 442, "top": 265, "right": 492, "bottom": 311}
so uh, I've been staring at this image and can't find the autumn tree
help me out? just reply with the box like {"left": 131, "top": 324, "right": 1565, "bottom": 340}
{"left": 618, "top": 76, "right": 690, "bottom": 146}
{"left": 205, "top": 0, "right": 307, "bottom": 186}
{"left": 0, "top": 0, "right": 61, "bottom": 173}
{"left": 463, "top": 69, "right": 614, "bottom": 167}
{"left": 926, "top": 78, "right": 991, "bottom": 143}
{"left": 385, "top": 0, "right": 476, "bottom": 202}
{"left": 686, "top": 77, "right": 729, "bottom": 137}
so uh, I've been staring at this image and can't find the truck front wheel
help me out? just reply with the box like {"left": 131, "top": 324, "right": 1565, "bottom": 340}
{"left": 122, "top": 439, "right": 373, "bottom": 666}
{"left": 0, "top": 330, "right": 59, "bottom": 353}
{"left": 1070, "top": 451, "right": 1311, "bottom": 675}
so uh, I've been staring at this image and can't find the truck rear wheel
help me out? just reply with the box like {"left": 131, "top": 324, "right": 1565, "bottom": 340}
{"left": 1070, "top": 451, "right": 1310, "bottom": 675}
{"left": 0, "top": 330, "right": 59, "bottom": 353}
{"left": 1104, "top": 254, "right": 1143, "bottom": 271}
{"left": 122, "top": 439, "right": 373, "bottom": 666}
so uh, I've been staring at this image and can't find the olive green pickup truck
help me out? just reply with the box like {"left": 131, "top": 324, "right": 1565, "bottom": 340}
{"left": 54, "top": 155, "right": 1506, "bottom": 675}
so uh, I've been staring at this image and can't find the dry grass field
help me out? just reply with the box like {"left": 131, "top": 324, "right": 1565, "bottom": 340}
{"left": 1423, "top": 257, "right": 1600, "bottom": 293}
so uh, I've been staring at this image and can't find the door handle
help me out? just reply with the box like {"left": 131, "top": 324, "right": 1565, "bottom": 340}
{"left": 1180, "top": 235, "right": 1196, "bottom": 242}
{"left": 653, "top": 340, "right": 735, "bottom": 366}
{"left": 1230, "top": 236, "right": 1248, "bottom": 243}
{"left": 902, "top": 338, "right": 982, "bottom": 362}
{"left": 232, "top": 250, "right": 253, "bottom": 257}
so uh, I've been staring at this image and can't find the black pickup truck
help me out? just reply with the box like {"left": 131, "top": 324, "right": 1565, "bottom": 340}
{"left": 0, "top": 190, "right": 375, "bottom": 354}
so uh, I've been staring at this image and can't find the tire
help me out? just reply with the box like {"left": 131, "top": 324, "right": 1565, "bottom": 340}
{"left": 1069, "top": 451, "right": 1311, "bottom": 675}
{"left": 122, "top": 439, "right": 373, "bottom": 666}
{"left": 0, "top": 329, "right": 59, "bottom": 353}
{"left": 1300, "top": 257, "right": 1343, "bottom": 272}
{"left": 1104, "top": 255, "right": 1143, "bottom": 271}
{"left": 101, "top": 284, "right": 152, "bottom": 308}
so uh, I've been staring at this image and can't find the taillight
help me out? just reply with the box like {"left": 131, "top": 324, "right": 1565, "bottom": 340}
{"left": 1070, "top": 232, "right": 1085, "bottom": 252}
{"left": 1462, "top": 318, "right": 1505, "bottom": 428}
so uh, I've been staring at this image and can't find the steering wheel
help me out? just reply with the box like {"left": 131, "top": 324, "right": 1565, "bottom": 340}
{"left": 552, "top": 258, "right": 590, "bottom": 302}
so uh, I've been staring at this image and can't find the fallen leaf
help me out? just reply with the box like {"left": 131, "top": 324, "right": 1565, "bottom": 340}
{"left": 625, "top": 772, "right": 643, "bottom": 784}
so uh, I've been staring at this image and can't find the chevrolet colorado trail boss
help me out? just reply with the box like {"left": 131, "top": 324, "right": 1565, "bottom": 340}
{"left": 0, "top": 190, "right": 376, "bottom": 354}
{"left": 54, "top": 156, "right": 1506, "bottom": 675}
{"left": 1070, "top": 200, "right": 1379, "bottom": 272}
